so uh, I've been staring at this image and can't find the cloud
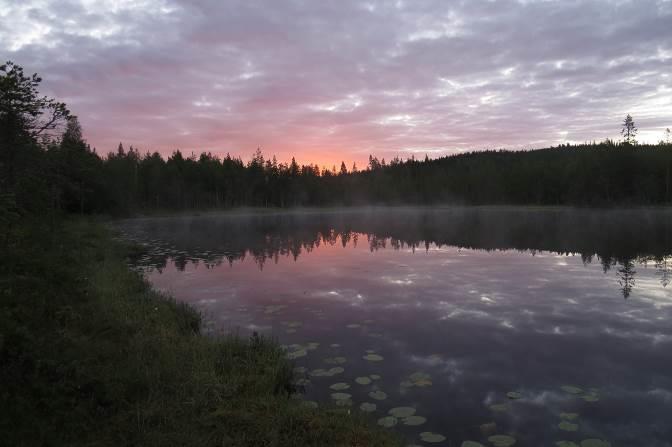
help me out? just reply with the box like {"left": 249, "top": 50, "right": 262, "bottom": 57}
{"left": 1, "top": 0, "right": 671, "bottom": 165}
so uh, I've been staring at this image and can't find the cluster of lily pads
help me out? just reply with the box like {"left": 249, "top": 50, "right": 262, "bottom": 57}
{"left": 459, "top": 384, "right": 612, "bottom": 447}
{"left": 281, "top": 317, "right": 609, "bottom": 447}
{"left": 326, "top": 374, "right": 386, "bottom": 407}
{"left": 377, "top": 407, "right": 427, "bottom": 428}
{"left": 558, "top": 412, "right": 579, "bottom": 432}
{"left": 330, "top": 392, "right": 353, "bottom": 407}
{"left": 283, "top": 342, "right": 320, "bottom": 360}
{"left": 553, "top": 385, "right": 609, "bottom": 446}
{"left": 363, "top": 349, "right": 384, "bottom": 361}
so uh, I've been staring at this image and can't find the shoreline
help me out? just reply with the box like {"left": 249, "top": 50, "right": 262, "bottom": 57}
{"left": 1, "top": 218, "right": 400, "bottom": 446}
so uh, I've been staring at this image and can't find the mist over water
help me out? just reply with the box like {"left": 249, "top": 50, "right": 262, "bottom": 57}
{"left": 119, "top": 207, "right": 672, "bottom": 446}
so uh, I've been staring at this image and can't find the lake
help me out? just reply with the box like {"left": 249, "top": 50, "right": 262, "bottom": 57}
{"left": 117, "top": 207, "right": 672, "bottom": 447}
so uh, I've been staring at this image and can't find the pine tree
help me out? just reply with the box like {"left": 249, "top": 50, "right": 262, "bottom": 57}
{"left": 621, "top": 114, "right": 638, "bottom": 145}
{"left": 340, "top": 161, "right": 348, "bottom": 175}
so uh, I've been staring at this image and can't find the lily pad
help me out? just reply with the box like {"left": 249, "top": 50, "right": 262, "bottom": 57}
{"left": 377, "top": 416, "right": 398, "bottom": 428}
{"left": 556, "top": 442, "right": 579, "bottom": 447}
{"left": 329, "top": 382, "right": 350, "bottom": 391}
{"left": 346, "top": 323, "right": 361, "bottom": 328}
{"left": 286, "top": 349, "right": 307, "bottom": 360}
{"left": 561, "top": 385, "right": 584, "bottom": 395}
{"left": 335, "top": 398, "right": 352, "bottom": 407}
{"left": 402, "top": 415, "right": 426, "bottom": 426}
{"left": 580, "top": 440, "right": 611, "bottom": 447}
{"left": 355, "top": 376, "right": 372, "bottom": 385}
{"left": 368, "top": 390, "right": 388, "bottom": 401}
{"left": 330, "top": 343, "right": 340, "bottom": 348}
{"left": 420, "top": 432, "right": 447, "bottom": 443}
{"left": 558, "top": 421, "right": 579, "bottom": 432}
{"left": 302, "top": 401, "right": 318, "bottom": 409}
{"left": 359, "top": 402, "right": 376, "bottom": 412}
{"left": 462, "top": 442, "right": 485, "bottom": 447}
{"left": 389, "top": 407, "right": 416, "bottom": 418}
{"left": 560, "top": 413, "right": 579, "bottom": 420}
{"left": 506, "top": 391, "right": 522, "bottom": 400}
{"left": 487, "top": 434, "right": 516, "bottom": 447}
{"left": 310, "top": 366, "right": 345, "bottom": 377}
{"left": 330, "top": 392, "right": 352, "bottom": 401}
{"left": 363, "top": 353, "right": 384, "bottom": 361}
{"left": 370, "top": 374, "right": 381, "bottom": 380}
{"left": 294, "top": 378, "right": 310, "bottom": 386}
{"left": 489, "top": 403, "right": 509, "bottom": 412}
{"left": 580, "top": 392, "right": 600, "bottom": 402}
{"left": 293, "top": 366, "right": 307, "bottom": 374}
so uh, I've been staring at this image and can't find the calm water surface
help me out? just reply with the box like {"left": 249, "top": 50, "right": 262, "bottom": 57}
{"left": 117, "top": 207, "right": 672, "bottom": 447}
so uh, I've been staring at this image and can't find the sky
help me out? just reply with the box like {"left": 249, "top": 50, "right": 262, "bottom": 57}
{"left": 1, "top": 0, "right": 671, "bottom": 168}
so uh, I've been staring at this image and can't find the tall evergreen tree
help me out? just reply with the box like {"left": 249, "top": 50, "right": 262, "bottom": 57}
{"left": 621, "top": 114, "right": 638, "bottom": 145}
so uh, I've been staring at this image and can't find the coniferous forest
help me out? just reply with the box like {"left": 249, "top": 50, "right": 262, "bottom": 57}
{"left": 2, "top": 62, "right": 672, "bottom": 220}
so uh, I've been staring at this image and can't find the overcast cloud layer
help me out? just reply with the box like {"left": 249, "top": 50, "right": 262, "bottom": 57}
{"left": 1, "top": 0, "right": 671, "bottom": 166}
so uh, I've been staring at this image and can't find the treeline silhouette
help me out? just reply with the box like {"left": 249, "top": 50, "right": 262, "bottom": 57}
{"left": 83, "top": 140, "right": 672, "bottom": 214}
{"left": 119, "top": 208, "right": 672, "bottom": 298}
{"left": 3, "top": 62, "right": 672, "bottom": 219}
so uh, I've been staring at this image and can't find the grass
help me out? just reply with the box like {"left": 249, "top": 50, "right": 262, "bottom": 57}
{"left": 0, "top": 218, "right": 401, "bottom": 446}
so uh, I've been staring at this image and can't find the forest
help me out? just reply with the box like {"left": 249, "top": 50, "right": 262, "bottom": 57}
{"left": 63, "top": 140, "right": 672, "bottom": 214}
{"left": 2, "top": 61, "right": 672, "bottom": 221}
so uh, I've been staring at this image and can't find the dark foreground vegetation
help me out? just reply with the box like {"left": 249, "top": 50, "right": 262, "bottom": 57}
{"left": 0, "top": 62, "right": 399, "bottom": 445}
{"left": 1, "top": 220, "right": 399, "bottom": 446}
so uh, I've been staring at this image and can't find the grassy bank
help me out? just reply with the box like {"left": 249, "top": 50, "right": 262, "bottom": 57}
{"left": 0, "top": 219, "right": 400, "bottom": 446}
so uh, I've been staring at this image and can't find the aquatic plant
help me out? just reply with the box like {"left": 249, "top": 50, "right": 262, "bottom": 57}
{"left": 420, "top": 432, "right": 447, "bottom": 443}
{"left": 487, "top": 434, "right": 516, "bottom": 447}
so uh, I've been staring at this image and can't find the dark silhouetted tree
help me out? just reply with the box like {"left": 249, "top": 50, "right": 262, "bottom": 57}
{"left": 0, "top": 61, "right": 69, "bottom": 216}
{"left": 621, "top": 114, "right": 637, "bottom": 145}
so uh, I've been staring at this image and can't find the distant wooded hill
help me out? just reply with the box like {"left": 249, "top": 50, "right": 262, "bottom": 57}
{"left": 52, "top": 141, "right": 672, "bottom": 214}
{"left": 3, "top": 61, "right": 672, "bottom": 217}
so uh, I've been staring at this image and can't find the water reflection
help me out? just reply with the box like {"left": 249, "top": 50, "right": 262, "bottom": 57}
{"left": 120, "top": 207, "right": 672, "bottom": 298}
{"left": 117, "top": 208, "right": 672, "bottom": 446}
